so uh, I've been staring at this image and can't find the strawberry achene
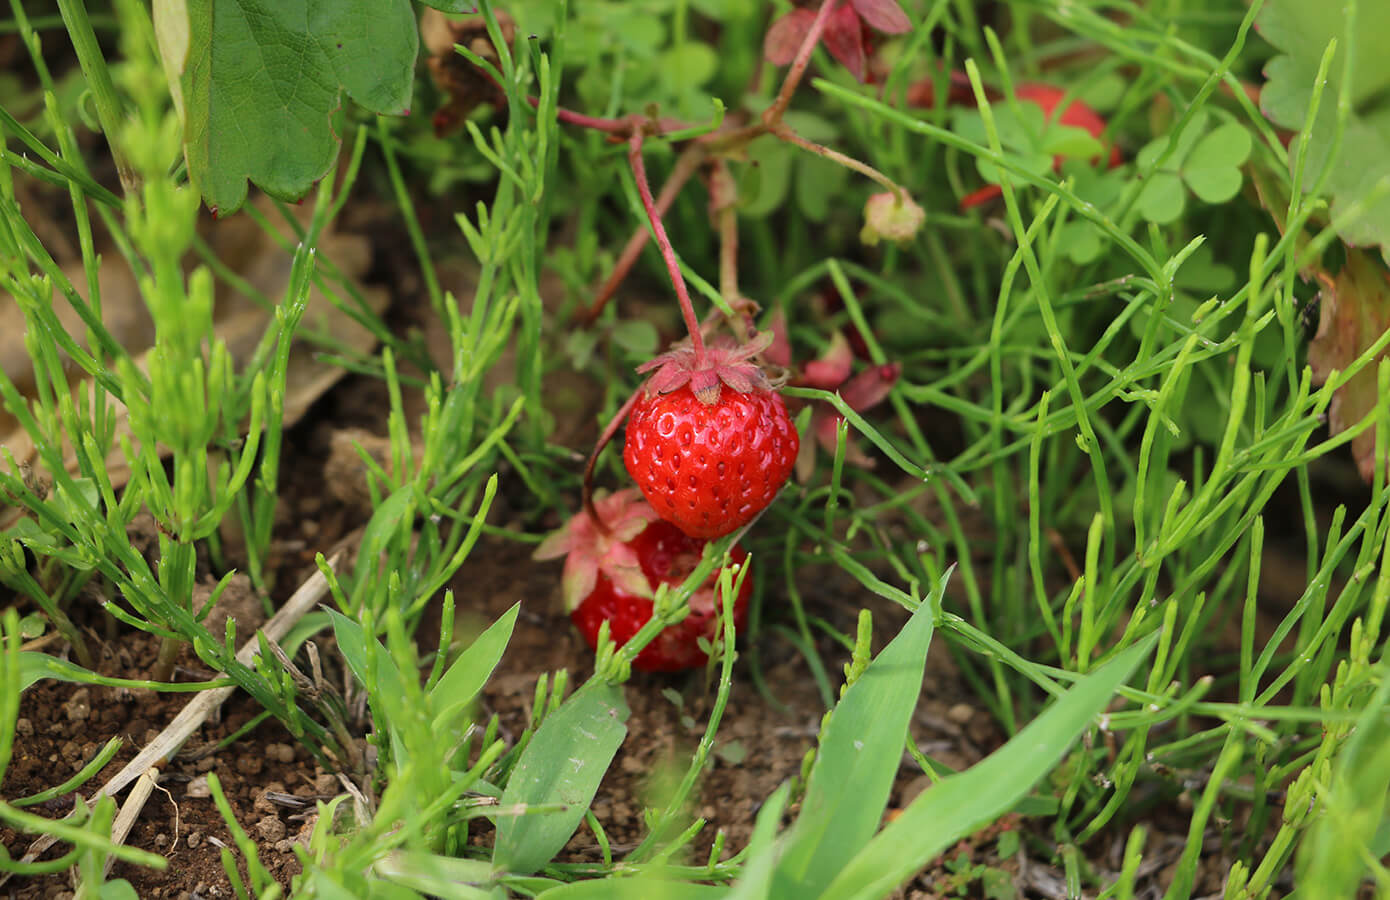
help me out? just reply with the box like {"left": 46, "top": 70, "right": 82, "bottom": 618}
{"left": 624, "top": 384, "right": 799, "bottom": 539}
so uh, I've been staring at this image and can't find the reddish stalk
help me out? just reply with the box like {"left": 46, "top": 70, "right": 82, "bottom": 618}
{"left": 584, "top": 144, "right": 707, "bottom": 322}
{"left": 771, "top": 123, "right": 907, "bottom": 202}
{"left": 582, "top": 390, "right": 641, "bottom": 536}
{"left": 717, "top": 203, "right": 740, "bottom": 305}
{"left": 554, "top": 107, "right": 638, "bottom": 134}
{"left": 628, "top": 131, "right": 707, "bottom": 367}
{"left": 763, "top": 0, "right": 840, "bottom": 126}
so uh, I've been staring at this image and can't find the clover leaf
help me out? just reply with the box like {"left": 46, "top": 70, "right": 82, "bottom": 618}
{"left": 951, "top": 103, "right": 1104, "bottom": 189}
{"left": 1134, "top": 113, "right": 1252, "bottom": 224}
{"left": 156, "top": 0, "right": 418, "bottom": 215}
{"left": 1258, "top": 0, "right": 1390, "bottom": 259}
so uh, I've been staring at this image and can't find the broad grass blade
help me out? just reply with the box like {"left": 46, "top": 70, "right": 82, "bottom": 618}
{"left": 771, "top": 572, "right": 941, "bottom": 896}
{"left": 725, "top": 782, "right": 791, "bottom": 900}
{"left": 328, "top": 609, "right": 410, "bottom": 715}
{"left": 493, "top": 679, "right": 629, "bottom": 875}
{"left": 536, "top": 879, "right": 727, "bottom": 899}
{"left": 818, "top": 633, "right": 1158, "bottom": 900}
{"left": 374, "top": 850, "right": 499, "bottom": 898}
{"left": 430, "top": 602, "right": 519, "bottom": 730}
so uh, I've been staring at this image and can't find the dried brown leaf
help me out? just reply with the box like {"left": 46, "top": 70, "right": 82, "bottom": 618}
{"left": 1307, "top": 250, "right": 1390, "bottom": 482}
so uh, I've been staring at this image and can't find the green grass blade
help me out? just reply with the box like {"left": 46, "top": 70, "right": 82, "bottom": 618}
{"left": 1292, "top": 658, "right": 1390, "bottom": 896}
{"left": 818, "top": 634, "right": 1158, "bottom": 900}
{"left": 725, "top": 782, "right": 792, "bottom": 900}
{"left": 430, "top": 602, "right": 520, "bottom": 731}
{"left": 373, "top": 851, "right": 499, "bottom": 898}
{"left": 770, "top": 572, "right": 942, "bottom": 896}
{"left": 18, "top": 653, "right": 232, "bottom": 692}
{"left": 493, "top": 679, "right": 629, "bottom": 875}
{"left": 536, "top": 881, "right": 727, "bottom": 899}
{"left": 328, "top": 610, "right": 410, "bottom": 720}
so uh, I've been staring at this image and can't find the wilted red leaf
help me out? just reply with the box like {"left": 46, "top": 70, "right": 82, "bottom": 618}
{"left": 802, "top": 332, "right": 854, "bottom": 389}
{"left": 1307, "top": 249, "right": 1390, "bottom": 482}
{"left": 850, "top": 0, "right": 911, "bottom": 34}
{"left": 764, "top": 8, "right": 816, "bottom": 66}
{"left": 822, "top": 3, "right": 867, "bottom": 81}
{"left": 764, "top": 308, "right": 793, "bottom": 368}
{"left": 840, "top": 362, "right": 900, "bottom": 411}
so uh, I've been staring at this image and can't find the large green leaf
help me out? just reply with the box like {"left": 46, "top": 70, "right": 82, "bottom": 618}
{"left": 536, "top": 881, "right": 726, "bottom": 900}
{"left": 328, "top": 609, "right": 411, "bottom": 725}
{"left": 493, "top": 680, "right": 630, "bottom": 875}
{"left": 723, "top": 782, "right": 791, "bottom": 900}
{"left": 769, "top": 575, "right": 940, "bottom": 897}
{"left": 818, "top": 634, "right": 1158, "bottom": 900}
{"left": 430, "top": 602, "right": 520, "bottom": 732}
{"left": 154, "top": 0, "right": 418, "bottom": 214}
{"left": 1258, "top": 0, "right": 1390, "bottom": 257}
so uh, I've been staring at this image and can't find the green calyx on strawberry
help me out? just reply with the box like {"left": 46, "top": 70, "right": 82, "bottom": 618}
{"left": 534, "top": 489, "right": 750, "bottom": 672}
{"left": 624, "top": 332, "right": 800, "bottom": 540}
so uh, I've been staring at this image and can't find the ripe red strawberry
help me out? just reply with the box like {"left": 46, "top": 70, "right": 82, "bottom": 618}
{"left": 623, "top": 335, "right": 799, "bottom": 539}
{"left": 921, "top": 81, "right": 1122, "bottom": 210}
{"left": 534, "top": 490, "right": 751, "bottom": 672}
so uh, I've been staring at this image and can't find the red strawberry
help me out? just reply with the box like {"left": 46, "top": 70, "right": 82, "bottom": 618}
{"left": 534, "top": 490, "right": 750, "bottom": 672}
{"left": 920, "top": 81, "right": 1122, "bottom": 210}
{"left": 622, "top": 334, "right": 799, "bottom": 539}
{"left": 1014, "top": 83, "right": 1123, "bottom": 170}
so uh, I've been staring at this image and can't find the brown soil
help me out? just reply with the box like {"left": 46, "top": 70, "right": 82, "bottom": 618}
{"left": 0, "top": 244, "right": 1244, "bottom": 899}
{"left": 2, "top": 632, "right": 321, "bottom": 898}
{"left": 1, "top": 512, "right": 1000, "bottom": 899}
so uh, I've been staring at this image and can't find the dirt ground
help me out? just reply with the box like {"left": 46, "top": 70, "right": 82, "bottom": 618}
{"left": 0, "top": 427, "right": 1239, "bottom": 900}
{"left": 0, "top": 486, "right": 1006, "bottom": 899}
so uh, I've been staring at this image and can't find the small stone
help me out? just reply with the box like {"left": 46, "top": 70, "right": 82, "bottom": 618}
{"left": 947, "top": 703, "right": 974, "bottom": 725}
{"left": 187, "top": 832, "right": 203, "bottom": 848}
{"left": 253, "top": 782, "right": 286, "bottom": 814}
{"left": 63, "top": 688, "right": 91, "bottom": 722}
{"left": 275, "top": 840, "right": 293, "bottom": 854}
{"left": 266, "top": 743, "right": 295, "bottom": 764}
{"left": 236, "top": 755, "right": 263, "bottom": 776}
{"left": 186, "top": 774, "right": 211, "bottom": 798}
{"left": 196, "top": 756, "right": 217, "bottom": 772}
{"left": 254, "top": 815, "right": 287, "bottom": 843}
{"left": 14, "top": 718, "right": 32, "bottom": 736}
{"left": 315, "top": 773, "right": 337, "bottom": 795}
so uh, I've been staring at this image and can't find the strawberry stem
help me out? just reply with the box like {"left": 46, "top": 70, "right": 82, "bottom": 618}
{"left": 629, "top": 131, "right": 708, "bottom": 367}
{"left": 552, "top": 105, "right": 636, "bottom": 133}
{"left": 763, "top": 0, "right": 840, "bottom": 127}
{"left": 582, "top": 389, "right": 642, "bottom": 537}
{"left": 585, "top": 144, "right": 706, "bottom": 323}
{"left": 771, "top": 124, "right": 907, "bottom": 203}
